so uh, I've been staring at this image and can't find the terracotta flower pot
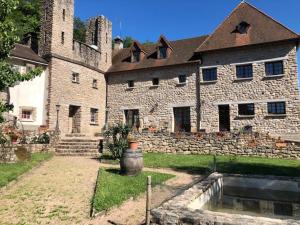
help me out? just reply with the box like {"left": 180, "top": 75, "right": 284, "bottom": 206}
{"left": 129, "top": 141, "right": 138, "bottom": 150}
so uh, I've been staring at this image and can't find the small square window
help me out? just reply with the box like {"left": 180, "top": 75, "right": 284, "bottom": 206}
{"left": 178, "top": 75, "right": 187, "bottom": 84}
{"left": 21, "top": 110, "right": 32, "bottom": 120}
{"left": 238, "top": 103, "right": 255, "bottom": 116}
{"left": 128, "top": 80, "right": 134, "bottom": 88}
{"left": 203, "top": 68, "right": 217, "bottom": 81}
{"left": 72, "top": 73, "right": 79, "bottom": 83}
{"left": 236, "top": 64, "right": 253, "bottom": 79}
{"left": 159, "top": 47, "right": 167, "bottom": 59}
{"left": 152, "top": 78, "right": 159, "bottom": 86}
{"left": 90, "top": 108, "right": 98, "bottom": 124}
{"left": 265, "top": 61, "right": 284, "bottom": 76}
{"left": 92, "top": 79, "right": 98, "bottom": 89}
{"left": 267, "top": 102, "right": 286, "bottom": 115}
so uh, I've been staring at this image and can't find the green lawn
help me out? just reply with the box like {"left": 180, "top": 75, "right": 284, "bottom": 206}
{"left": 143, "top": 153, "right": 300, "bottom": 177}
{"left": 0, "top": 152, "right": 53, "bottom": 188}
{"left": 92, "top": 168, "right": 175, "bottom": 213}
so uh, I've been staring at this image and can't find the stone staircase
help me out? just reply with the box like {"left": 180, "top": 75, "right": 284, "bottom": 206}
{"left": 55, "top": 135, "right": 103, "bottom": 157}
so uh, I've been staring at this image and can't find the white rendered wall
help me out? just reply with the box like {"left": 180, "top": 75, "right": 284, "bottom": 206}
{"left": 9, "top": 61, "right": 48, "bottom": 129}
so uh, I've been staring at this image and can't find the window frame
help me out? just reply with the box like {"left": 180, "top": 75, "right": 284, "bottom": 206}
{"left": 265, "top": 61, "right": 284, "bottom": 76}
{"left": 72, "top": 72, "right": 79, "bottom": 83}
{"left": 90, "top": 108, "right": 99, "bottom": 125}
{"left": 236, "top": 64, "right": 253, "bottom": 79}
{"left": 92, "top": 79, "right": 98, "bottom": 89}
{"left": 238, "top": 103, "right": 255, "bottom": 117}
{"left": 267, "top": 102, "right": 286, "bottom": 115}
{"left": 152, "top": 78, "right": 159, "bottom": 86}
{"left": 127, "top": 80, "right": 135, "bottom": 88}
{"left": 178, "top": 75, "right": 187, "bottom": 84}
{"left": 202, "top": 68, "right": 218, "bottom": 82}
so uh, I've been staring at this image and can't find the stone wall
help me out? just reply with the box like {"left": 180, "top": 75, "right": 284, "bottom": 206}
{"left": 199, "top": 42, "right": 300, "bottom": 134}
{"left": 47, "top": 57, "right": 106, "bottom": 136}
{"left": 136, "top": 131, "right": 300, "bottom": 159}
{"left": 107, "top": 64, "right": 199, "bottom": 132}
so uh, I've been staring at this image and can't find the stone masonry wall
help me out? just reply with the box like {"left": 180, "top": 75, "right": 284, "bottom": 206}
{"left": 47, "top": 57, "right": 106, "bottom": 136}
{"left": 137, "top": 131, "right": 300, "bottom": 159}
{"left": 107, "top": 64, "right": 199, "bottom": 132}
{"left": 199, "top": 42, "right": 300, "bottom": 134}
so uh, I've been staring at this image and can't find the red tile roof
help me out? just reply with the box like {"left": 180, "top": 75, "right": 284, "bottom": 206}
{"left": 108, "top": 35, "right": 208, "bottom": 73}
{"left": 195, "top": 2, "right": 299, "bottom": 53}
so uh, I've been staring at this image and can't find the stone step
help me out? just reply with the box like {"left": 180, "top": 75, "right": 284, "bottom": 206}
{"left": 55, "top": 153, "right": 100, "bottom": 157}
{"left": 59, "top": 139, "right": 100, "bottom": 143}
{"left": 57, "top": 143, "right": 99, "bottom": 146}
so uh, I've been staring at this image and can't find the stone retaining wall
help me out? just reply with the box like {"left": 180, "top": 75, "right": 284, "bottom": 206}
{"left": 136, "top": 131, "right": 300, "bottom": 159}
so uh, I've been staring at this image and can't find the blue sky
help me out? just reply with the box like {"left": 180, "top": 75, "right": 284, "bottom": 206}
{"left": 75, "top": 0, "right": 300, "bottom": 79}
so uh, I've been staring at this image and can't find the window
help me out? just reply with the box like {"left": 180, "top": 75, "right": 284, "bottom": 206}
{"left": 152, "top": 78, "right": 159, "bottom": 86}
{"left": 128, "top": 80, "right": 134, "bottom": 88}
{"left": 132, "top": 51, "right": 140, "bottom": 62}
{"left": 90, "top": 108, "right": 98, "bottom": 124}
{"left": 267, "top": 102, "right": 286, "bottom": 115}
{"left": 159, "top": 46, "right": 167, "bottom": 59}
{"left": 203, "top": 68, "right": 217, "bottom": 81}
{"left": 178, "top": 75, "right": 187, "bottom": 84}
{"left": 236, "top": 64, "right": 253, "bottom": 79}
{"left": 92, "top": 79, "right": 98, "bottom": 89}
{"left": 233, "top": 21, "right": 250, "bottom": 34}
{"left": 265, "top": 61, "right": 284, "bottom": 76}
{"left": 21, "top": 110, "right": 32, "bottom": 120}
{"left": 124, "top": 109, "right": 140, "bottom": 129}
{"left": 62, "top": 9, "right": 65, "bottom": 21}
{"left": 105, "top": 53, "right": 108, "bottom": 63}
{"left": 173, "top": 107, "right": 191, "bottom": 132}
{"left": 72, "top": 73, "right": 79, "bottom": 83}
{"left": 61, "top": 32, "right": 65, "bottom": 44}
{"left": 106, "top": 33, "right": 108, "bottom": 44}
{"left": 238, "top": 103, "right": 255, "bottom": 116}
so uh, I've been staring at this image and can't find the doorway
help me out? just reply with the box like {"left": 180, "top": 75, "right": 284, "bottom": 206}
{"left": 124, "top": 109, "right": 140, "bottom": 130}
{"left": 69, "top": 105, "right": 81, "bottom": 133}
{"left": 173, "top": 107, "right": 191, "bottom": 132}
{"left": 218, "top": 105, "right": 230, "bottom": 132}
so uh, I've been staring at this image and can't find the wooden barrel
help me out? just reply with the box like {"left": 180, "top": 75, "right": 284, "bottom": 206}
{"left": 120, "top": 149, "right": 143, "bottom": 176}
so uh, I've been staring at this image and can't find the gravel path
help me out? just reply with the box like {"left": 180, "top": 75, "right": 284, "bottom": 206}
{"left": 0, "top": 157, "right": 202, "bottom": 225}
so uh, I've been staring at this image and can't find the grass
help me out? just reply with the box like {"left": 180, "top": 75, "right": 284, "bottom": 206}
{"left": 143, "top": 153, "right": 300, "bottom": 177}
{"left": 92, "top": 168, "right": 175, "bottom": 213}
{"left": 0, "top": 152, "right": 53, "bottom": 188}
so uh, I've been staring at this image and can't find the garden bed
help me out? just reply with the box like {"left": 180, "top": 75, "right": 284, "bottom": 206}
{"left": 91, "top": 168, "right": 175, "bottom": 216}
{"left": 0, "top": 152, "right": 53, "bottom": 188}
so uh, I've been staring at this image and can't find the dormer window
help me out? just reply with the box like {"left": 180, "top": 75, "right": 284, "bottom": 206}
{"left": 159, "top": 46, "right": 167, "bottom": 59}
{"left": 232, "top": 21, "right": 250, "bottom": 34}
{"left": 132, "top": 50, "right": 140, "bottom": 63}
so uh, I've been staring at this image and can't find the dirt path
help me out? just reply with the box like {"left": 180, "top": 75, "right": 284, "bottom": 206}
{"left": 0, "top": 157, "right": 202, "bottom": 225}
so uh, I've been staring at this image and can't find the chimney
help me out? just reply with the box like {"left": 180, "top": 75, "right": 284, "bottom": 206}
{"left": 114, "top": 36, "right": 123, "bottom": 50}
{"left": 22, "top": 32, "right": 39, "bottom": 54}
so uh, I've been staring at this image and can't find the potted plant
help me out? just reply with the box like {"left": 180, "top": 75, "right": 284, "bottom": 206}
{"left": 127, "top": 134, "right": 138, "bottom": 150}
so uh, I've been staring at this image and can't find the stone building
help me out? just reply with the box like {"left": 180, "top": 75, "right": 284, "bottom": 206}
{"left": 6, "top": 1, "right": 300, "bottom": 139}
{"left": 107, "top": 2, "right": 300, "bottom": 135}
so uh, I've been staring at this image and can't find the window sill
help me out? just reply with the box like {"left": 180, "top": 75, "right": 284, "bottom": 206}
{"left": 266, "top": 114, "right": 287, "bottom": 118}
{"left": 72, "top": 81, "right": 80, "bottom": 84}
{"left": 126, "top": 87, "right": 135, "bottom": 90}
{"left": 236, "top": 115, "right": 255, "bottom": 119}
{"left": 20, "top": 119, "right": 34, "bottom": 122}
{"left": 176, "top": 82, "right": 187, "bottom": 86}
{"left": 92, "top": 87, "right": 98, "bottom": 90}
{"left": 200, "top": 80, "right": 217, "bottom": 84}
{"left": 263, "top": 74, "right": 284, "bottom": 79}
{"left": 90, "top": 123, "right": 99, "bottom": 126}
{"left": 234, "top": 77, "right": 253, "bottom": 82}
{"left": 150, "top": 85, "right": 160, "bottom": 88}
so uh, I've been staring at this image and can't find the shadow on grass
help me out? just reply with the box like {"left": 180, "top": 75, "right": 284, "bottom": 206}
{"left": 105, "top": 168, "right": 121, "bottom": 175}
{"left": 170, "top": 162, "right": 300, "bottom": 177}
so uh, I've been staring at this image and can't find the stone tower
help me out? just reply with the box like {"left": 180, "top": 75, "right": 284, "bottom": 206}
{"left": 40, "top": 0, "right": 74, "bottom": 59}
{"left": 86, "top": 16, "right": 112, "bottom": 71}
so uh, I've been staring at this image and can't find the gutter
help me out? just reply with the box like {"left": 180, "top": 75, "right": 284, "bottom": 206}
{"left": 10, "top": 56, "right": 48, "bottom": 66}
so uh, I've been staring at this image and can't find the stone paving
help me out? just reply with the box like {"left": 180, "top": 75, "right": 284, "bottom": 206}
{"left": 0, "top": 157, "right": 200, "bottom": 225}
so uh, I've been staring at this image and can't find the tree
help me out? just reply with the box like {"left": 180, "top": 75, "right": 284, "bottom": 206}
{"left": 0, "top": 0, "right": 42, "bottom": 122}
{"left": 123, "top": 36, "right": 134, "bottom": 48}
{"left": 143, "top": 40, "right": 154, "bottom": 46}
{"left": 73, "top": 17, "right": 86, "bottom": 43}
{"left": 9, "top": 0, "right": 41, "bottom": 39}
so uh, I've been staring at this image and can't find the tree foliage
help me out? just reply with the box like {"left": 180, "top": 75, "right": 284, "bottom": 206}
{"left": 73, "top": 17, "right": 86, "bottom": 43}
{"left": 123, "top": 36, "right": 134, "bottom": 48}
{"left": 0, "top": 0, "right": 42, "bottom": 122}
